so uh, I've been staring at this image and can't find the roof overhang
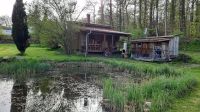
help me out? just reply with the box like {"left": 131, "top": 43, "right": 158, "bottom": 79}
{"left": 81, "top": 27, "right": 131, "bottom": 37}
{"left": 131, "top": 37, "right": 170, "bottom": 43}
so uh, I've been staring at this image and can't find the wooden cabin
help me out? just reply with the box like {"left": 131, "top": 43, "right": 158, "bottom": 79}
{"left": 130, "top": 35, "right": 179, "bottom": 61}
{"left": 73, "top": 15, "right": 131, "bottom": 55}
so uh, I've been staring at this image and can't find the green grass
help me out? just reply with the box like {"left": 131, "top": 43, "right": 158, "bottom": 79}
{"left": 168, "top": 67, "right": 200, "bottom": 112}
{"left": 0, "top": 44, "right": 85, "bottom": 61}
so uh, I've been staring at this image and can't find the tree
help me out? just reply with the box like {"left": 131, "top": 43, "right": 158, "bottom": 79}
{"left": 28, "top": 1, "right": 42, "bottom": 43}
{"left": 12, "top": 0, "right": 30, "bottom": 54}
{"left": 170, "top": 0, "right": 176, "bottom": 33}
{"left": 0, "top": 16, "right": 12, "bottom": 27}
{"left": 179, "top": 0, "right": 186, "bottom": 34}
{"left": 109, "top": 0, "right": 113, "bottom": 26}
{"left": 100, "top": 0, "right": 105, "bottom": 24}
{"left": 139, "top": 0, "right": 142, "bottom": 29}
{"left": 195, "top": 0, "right": 200, "bottom": 38}
{"left": 86, "top": 0, "right": 98, "bottom": 23}
{"left": 29, "top": 0, "right": 88, "bottom": 54}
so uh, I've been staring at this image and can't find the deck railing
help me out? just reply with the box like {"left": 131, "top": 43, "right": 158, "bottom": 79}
{"left": 88, "top": 44, "right": 102, "bottom": 52}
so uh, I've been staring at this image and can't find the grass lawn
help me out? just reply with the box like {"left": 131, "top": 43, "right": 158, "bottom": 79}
{"left": 0, "top": 44, "right": 83, "bottom": 61}
{"left": 169, "top": 67, "right": 200, "bottom": 112}
{"left": 0, "top": 44, "right": 200, "bottom": 112}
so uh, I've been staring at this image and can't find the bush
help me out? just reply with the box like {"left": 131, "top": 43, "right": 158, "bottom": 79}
{"left": 180, "top": 38, "right": 200, "bottom": 52}
{"left": 174, "top": 53, "right": 192, "bottom": 63}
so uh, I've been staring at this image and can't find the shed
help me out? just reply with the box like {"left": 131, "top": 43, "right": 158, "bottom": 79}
{"left": 130, "top": 35, "right": 179, "bottom": 61}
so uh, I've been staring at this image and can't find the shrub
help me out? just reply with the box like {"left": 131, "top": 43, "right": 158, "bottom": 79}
{"left": 174, "top": 53, "right": 192, "bottom": 63}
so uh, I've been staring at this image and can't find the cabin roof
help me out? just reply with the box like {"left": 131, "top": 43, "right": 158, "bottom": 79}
{"left": 131, "top": 37, "right": 170, "bottom": 43}
{"left": 81, "top": 27, "right": 131, "bottom": 37}
{"left": 79, "top": 22, "right": 112, "bottom": 29}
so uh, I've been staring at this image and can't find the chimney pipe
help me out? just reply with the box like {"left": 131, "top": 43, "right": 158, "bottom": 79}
{"left": 87, "top": 14, "right": 90, "bottom": 24}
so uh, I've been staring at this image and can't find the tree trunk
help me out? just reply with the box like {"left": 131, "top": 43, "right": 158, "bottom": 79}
{"left": 179, "top": 0, "right": 186, "bottom": 34}
{"left": 164, "top": 0, "right": 168, "bottom": 35}
{"left": 156, "top": 0, "right": 159, "bottom": 25}
{"left": 144, "top": 0, "right": 147, "bottom": 28}
{"left": 110, "top": 0, "right": 113, "bottom": 26}
{"left": 101, "top": 0, "right": 105, "bottom": 24}
{"left": 139, "top": 0, "right": 142, "bottom": 29}
{"left": 133, "top": 0, "right": 137, "bottom": 28}
{"left": 119, "top": 1, "right": 122, "bottom": 31}
{"left": 149, "top": 0, "right": 154, "bottom": 29}
{"left": 170, "top": 0, "right": 176, "bottom": 33}
{"left": 191, "top": 0, "right": 195, "bottom": 22}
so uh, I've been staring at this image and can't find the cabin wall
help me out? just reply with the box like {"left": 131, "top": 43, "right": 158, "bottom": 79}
{"left": 131, "top": 42, "right": 170, "bottom": 61}
{"left": 80, "top": 32, "right": 86, "bottom": 52}
{"left": 169, "top": 36, "right": 179, "bottom": 57}
{"left": 161, "top": 42, "right": 169, "bottom": 59}
{"left": 150, "top": 43, "right": 154, "bottom": 59}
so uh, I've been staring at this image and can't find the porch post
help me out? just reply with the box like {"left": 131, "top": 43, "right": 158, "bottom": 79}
{"left": 85, "top": 34, "right": 88, "bottom": 57}
{"left": 85, "top": 31, "right": 92, "bottom": 57}
{"left": 111, "top": 35, "right": 114, "bottom": 52}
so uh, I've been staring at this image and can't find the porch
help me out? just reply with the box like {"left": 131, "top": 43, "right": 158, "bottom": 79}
{"left": 81, "top": 27, "right": 131, "bottom": 55}
{"left": 87, "top": 33, "right": 119, "bottom": 53}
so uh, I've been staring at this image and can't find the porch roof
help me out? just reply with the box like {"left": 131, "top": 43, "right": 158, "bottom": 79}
{"left": 81, "top": 27, "right": 131, "bottom": 37}
{"left": 131, "top": 37, "right": 170, "bottom": 43}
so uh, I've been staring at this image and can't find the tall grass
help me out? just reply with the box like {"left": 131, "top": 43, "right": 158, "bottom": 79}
{"left": 102, "top": 59, "right": 182, "bottom": 77}
{"left": 103, "top": 79, "right": 126, "bottom": 111}
{"left": 0, "top": 60, "right": 50, "bottom": 80}
{"left": 103, "top": 75, "right": 198, "bottom": 112}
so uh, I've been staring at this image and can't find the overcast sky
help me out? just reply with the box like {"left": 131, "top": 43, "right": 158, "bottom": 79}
{"left": 0, "top": 0, "right": 95, "bottom": 18}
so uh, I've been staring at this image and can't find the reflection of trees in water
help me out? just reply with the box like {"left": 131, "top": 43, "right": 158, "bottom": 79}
{"left": 11, "top": 82, "right": 28, "bottom": 112}
{"left": 8, "top": 73, "right": 103, "bottom": 112}
{"left": 25, "top": 76, "right": 103, "bottom": 112}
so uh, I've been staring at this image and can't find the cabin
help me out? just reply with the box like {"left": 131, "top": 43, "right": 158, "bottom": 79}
{"left": 130, "top": 35, "right": 179, "bottom": 61}
{"left": 73, "top": 14, "right": 131, "bottom": 55}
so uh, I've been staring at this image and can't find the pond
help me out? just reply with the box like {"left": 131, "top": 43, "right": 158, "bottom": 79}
{"left": 0, "top": 62, "right": 144, "bottom": 112}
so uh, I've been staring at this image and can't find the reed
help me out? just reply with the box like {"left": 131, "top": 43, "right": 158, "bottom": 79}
{"left": 0, "top": 60, "right": 50, "bottom": 79}
{"left": 103, "top": 75, "right": 197, "bottom": 112}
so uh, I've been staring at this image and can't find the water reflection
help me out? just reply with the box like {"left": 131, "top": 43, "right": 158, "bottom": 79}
{"left": 0, "top": 62, "right": 115, "bottom": 112}
{"left": 11, "top": 82, "right": 28, "bottom": 112}
{"left": 0, "top": 74, "right": 104, "bottom": 112}
{"left": 0, "top": 79, "right": 14, "bottom": 112}
{"left": 25, "top": 75, "right": 104, "bottom": 112}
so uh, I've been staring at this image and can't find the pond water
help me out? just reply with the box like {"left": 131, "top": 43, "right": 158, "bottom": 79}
{"left": 0, "top": 62, "right": 110, "bottom": 112}
{"left": 0, "top": 75, "right": 105, "bottom": 112}
{"left": 0, "top": 62, "right": 144, "bottom": 112}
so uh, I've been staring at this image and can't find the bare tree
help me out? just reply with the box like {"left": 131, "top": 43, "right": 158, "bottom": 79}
{"left": 86, "top": 0, "right": 98, "bottom": 23}
{"left": 37, "top": 0, "right": 88, "bottom": 54}
{"left": 0, "top": 16, "right": 12, "bottom": 27}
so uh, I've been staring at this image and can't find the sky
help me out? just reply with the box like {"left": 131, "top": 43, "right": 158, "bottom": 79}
{"left": 0, "top": 0, "right": 30, "bottom": 17}
{"left": 0, "top": 0, "right": 98, "bottom": 18}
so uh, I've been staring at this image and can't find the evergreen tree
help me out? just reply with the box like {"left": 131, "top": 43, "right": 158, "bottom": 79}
{"left": 12, "top": 0, "right": 30, "bottom": 54}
